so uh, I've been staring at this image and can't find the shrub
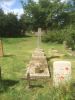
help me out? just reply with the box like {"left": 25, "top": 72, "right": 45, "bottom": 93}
{"left": 42, "top": 30, "right": 65, "bottom": 44}
{"left": 65, "top": 28, "right": 75, "bottom": 50}
{"left": 42, "top": 27, "right": 75, "bottom": 50}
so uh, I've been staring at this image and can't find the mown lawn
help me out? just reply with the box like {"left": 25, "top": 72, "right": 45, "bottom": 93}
{"left": 0, "top": 36, "right": 75, "bottom": 100}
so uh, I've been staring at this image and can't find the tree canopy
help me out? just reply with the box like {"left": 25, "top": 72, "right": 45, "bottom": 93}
{"left": 22, "top": 0, "right": 71, "bottom": 31}
{"left": 0, "top": 9, "right": 26, "bottom": 37}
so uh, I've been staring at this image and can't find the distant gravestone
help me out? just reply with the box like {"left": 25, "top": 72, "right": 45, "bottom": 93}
{"left": 67, "top": 48, "right": 73, "bottom": 56}
{"left": 63, "top": 41, "right": 68, "bottom": 49}
{"left": 53, "top": 61, "right": 71, "bottom": 86}
{"left": 0, "top": 39, "right": 3, "bottom": 57}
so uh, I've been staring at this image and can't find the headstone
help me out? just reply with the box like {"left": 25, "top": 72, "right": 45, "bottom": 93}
{"left": 67, "top": 48, "right": 73, "bottom": 56}
{"left": 53, "top": 61, "right": 71, "bottom": 86}
{"left": 0, "top": 39, "right": 3, "bottom": 57}
{"left": 63, "top": 41, "right": 68, "bottom": 49}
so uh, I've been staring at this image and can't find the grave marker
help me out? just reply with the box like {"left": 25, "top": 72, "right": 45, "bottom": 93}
{"left": 53, "top": 61, "right": 71, "bottom": 86}
{"left": 0, "top": 39, "right": 3, "bottom": 57}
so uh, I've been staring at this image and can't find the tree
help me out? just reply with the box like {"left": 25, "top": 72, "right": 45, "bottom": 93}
{"left": 0, "top": 9, "right": 6, "bottom": 37}
{"left": 19, "top": 14, "right": 28, "bottom": 35}
{"left": 22, "top": 0, "right": 69, "bottom": 31}
{"left": 4, "top": 13, "right": 19, "bottom": 37}
{"left": 0, "top": 11, "right": 24, "bottom": 37}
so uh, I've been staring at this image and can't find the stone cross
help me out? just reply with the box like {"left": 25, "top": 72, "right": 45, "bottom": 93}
{"left": 37, "top": 28, "right": 42, "bottom": 48}
{"left": 53, "top": 61, "right": 71, "bottom": 86}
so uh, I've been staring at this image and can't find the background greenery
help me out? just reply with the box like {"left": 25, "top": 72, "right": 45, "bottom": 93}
{"left": 0, "top": 0, "right": 75, "bottom": 49}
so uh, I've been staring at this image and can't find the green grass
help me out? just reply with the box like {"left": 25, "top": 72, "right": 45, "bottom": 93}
{"left": 0, "top": 36, "right": 75, "bottom": 100}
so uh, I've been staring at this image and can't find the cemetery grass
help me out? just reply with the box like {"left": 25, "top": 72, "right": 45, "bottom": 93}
{"left": 0, "top": 36, "right": 75, "bottom": 100}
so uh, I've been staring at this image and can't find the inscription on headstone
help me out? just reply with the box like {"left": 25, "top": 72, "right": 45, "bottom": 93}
{"left": 53, "top": 61, "right": 71, "bottom": 86}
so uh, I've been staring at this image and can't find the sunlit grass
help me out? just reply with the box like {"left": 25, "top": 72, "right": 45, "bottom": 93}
{"left": 0, "top": 36, "right": 75, "bottom": 100}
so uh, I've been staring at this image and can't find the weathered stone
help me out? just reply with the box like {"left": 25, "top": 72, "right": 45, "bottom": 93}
{"left": 26, "top": 48, "right": 50, "bottom": 78}
{"left": 53, "top": 61, "right": 71, "bottom": 86}
{"left": 0, "top": 40, "right": 3, "bottom": 57}
{"left": 63, "top": 41, "right": 68, "bottom": 49}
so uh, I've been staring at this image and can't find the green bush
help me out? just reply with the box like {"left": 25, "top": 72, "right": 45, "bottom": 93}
{"left": 65, "top": 28, "right": 75, "bottom": 50}
{"left": 42, "top": 30, "right": 65, "bottom": 44}
{"left": 42, "top": 27, "right": 75, "bottom": 50}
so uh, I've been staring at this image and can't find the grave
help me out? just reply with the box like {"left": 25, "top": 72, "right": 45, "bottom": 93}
{"left": 0, "top": 39, "right": 3, "bottom": 57}
{"left": 26, "top": 48, "right": 50, "bottom": 78}
{"left": 53, "top": 61, "right": 71, "bottom": 86}
{"left": 25, "top": 28, "right": 50, "bottom": 86}
{"left": 48, "top": 48, "right": 65, "bottom": 58}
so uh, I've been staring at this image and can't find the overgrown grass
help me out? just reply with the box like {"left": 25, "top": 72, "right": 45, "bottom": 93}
{"left": 0, "top": 36, "right": 75, "bottom": 100}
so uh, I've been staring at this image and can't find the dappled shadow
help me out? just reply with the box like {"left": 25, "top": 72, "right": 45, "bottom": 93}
{"left": 0, "top": 79, "right": 19, "bottom": 93}
{"left": 47, "top": 56, "right": 60, "bottom": 61}
{"left": 1, "top": 35, "right": 33, "bottom": 38}
{"left": 3, "top": 54, "right": 15, "bottom": 57}
{"left": 72, "top": 82, "right": 75, "bottom": 87}
{"left": 29, "top": 84, "right": 44, "bottom": 88}
{"left": 70, "top": 82, "right": 75, "bottom": 99}
{"left": 23, "top": 35, "right": 33, "bottom": 38}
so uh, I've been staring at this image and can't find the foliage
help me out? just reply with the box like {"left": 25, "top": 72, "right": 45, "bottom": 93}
{"left": 65, "top": 27, "right": 75, "bottom": 50}
{"left": 42, "top": 29, "right": 65, "bottom": 43}
{"left": 0, "top": 9, "right": 27, "bottom": 37}
{"left": 18, "top": 14, "right": 27, "bottom": 35}
{"left": 21, "top": 0, "right": 75, "bottom": 50}
{"left": 0, "top": 9, "right": 6, "bottom": 37}
{"left": 4, "top": 13, "right": 20, "bottom": 37}
{"left": 22, "top": 0, "right": 69, "bottom": 30}
{"left": 42, "top": 24, "right": 75, "bottom": 50}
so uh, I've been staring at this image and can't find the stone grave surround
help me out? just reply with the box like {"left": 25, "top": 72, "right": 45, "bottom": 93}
{"left": 53, "top": 61, "right": 71, "bottom": 86}
{"left": 48, "top": 49, "right": 65, "bottom": 58}
{"left": 26, "top": 48, "right": 50, "bottom": 78}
